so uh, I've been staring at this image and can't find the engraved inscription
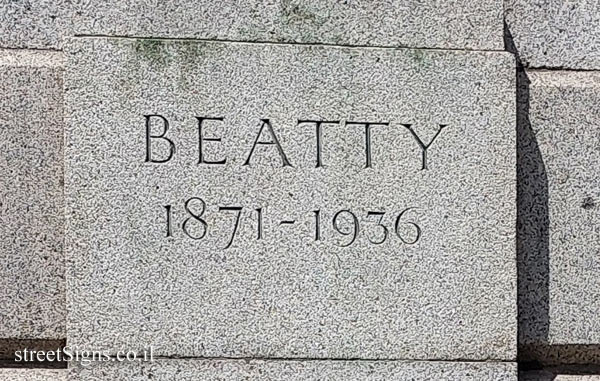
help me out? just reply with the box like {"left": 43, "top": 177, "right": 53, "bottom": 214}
{"left": 144, "top": 115, "right": 449, "bottom": 170}
{"left": 163, "top": 198, "right": 422, "bottom": 249}
{"left": 148, "top": 115, "right": 443, "bottom": 248}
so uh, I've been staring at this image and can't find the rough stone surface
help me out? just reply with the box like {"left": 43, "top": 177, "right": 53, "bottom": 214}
{"left": 0, "top": 339, "right": 65, "bottom": 361}
{"left": 505, "top": 0, "right": 600, "bottom": 69}
{"left": 521, "top": 371, "right": 600, "bottom": 381}
{"left": 516, "top": 67, "right": 549, "bottom": 348}
{"left": 0, "top": 369, "right": 67, "bottom": 381}
{"left": 0, "top": 0, "right": 70, "bottom": 50}
{"left": 73, "top": 0, "right": 504, "bottom": 50}
{"left": 1, "top": 1, "right": 504, "bottom": 50}
{"left": 520, "top": 371, "right": 555, "bottom": 381}
{"left": 65, "top": 38, "right": 516, "bottom": 360}
{"left": 69, "top": 359, "right": 517, "bottom": 380}
{"left": 0, "top": 50, "right": 65, "bottom": 339}
{"left": 519, "top": 344, "right": 600, "bottom": 366}
{"left": 524, "top": 71, "right": 600, "bottom": 344}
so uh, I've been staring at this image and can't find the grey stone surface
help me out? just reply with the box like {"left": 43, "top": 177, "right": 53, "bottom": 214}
{"left": 516, "top": 67, "right": 549, "bottom": 348}
{"left": 521, "top": 371, "right": 600, "bottom": 381}
{"left": 0, "top": 0, "right": 70, "bottom": 50}
{"left": 69, "top": 359, "right": 517, "bottom": 380}
{"left": 0, "top": 50, "right": 65, "bottom": 339}
{"left": 65, "top": 38, "right": 516, "bottom": 360}
{"left": 73, "top": 0, "right": 504, "bottom": 50}
{"left": 505, "top": 0, "right": 600, "bottom": 69}
{"left": 0, "top": 339, "right": 65, "bottom": 361}
{"left": 519, "top": 344, "right": 600, "bottom": 366}
{"left": 523, "top": 71, "right": 600, "bottom": 344}
{"left": 0, "top": 369, "right": 67, "bottom": 381}
{"left": 1, "top": 1, "right": 504, "bottom": 50}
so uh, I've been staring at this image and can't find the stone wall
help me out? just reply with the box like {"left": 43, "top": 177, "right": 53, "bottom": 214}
{"left": 0, "top": 1, "right": 598, "bottom": 379}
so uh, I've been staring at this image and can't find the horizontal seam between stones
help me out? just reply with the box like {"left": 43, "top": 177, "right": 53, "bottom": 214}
{"left": 72, "top": 34, "right": 507, "bottom": 53}
{"left": 102, "top": 356, "right": 517, "bottom": 363}
{"left": 0, "top": 46, "right": 62, "bottom": 53}
{"left": 525, "top": 67, "right": 600, "bottom": 73}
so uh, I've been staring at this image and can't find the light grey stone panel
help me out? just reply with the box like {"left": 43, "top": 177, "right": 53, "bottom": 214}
{"left": 1, "top": 1, "right": 504, "bottom": 50}
{"left": 65, "top": 38, "right": 516, "bottom": 360}
{"left": 0, "top": 0, "right": 70, "bottom": 50}
{"left": 72, "top": 0, "right": 504, "bottom": 50}
{"left": 0, "top": 369, "right": 67, "bottom": 381}
{"left": 525, "top": 71, "right": 600, "bottom": 344}
{"left": 505, "top": 0, "right": 600, "bottom": 69}
{"left": 69, "top": 359, "right": 517, "bottom": 380}
{"left": 0, "top": 50, "right": 65, "bottom": 339}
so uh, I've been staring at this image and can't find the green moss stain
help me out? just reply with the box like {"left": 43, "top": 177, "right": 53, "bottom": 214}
{"left": 181, "top": 42, "right": 207, "bottom": 64}
{"left": 134, "top": 39, "right": 170, "bottom": 66}
{"left": 412, "top": 49, "right": 425, "bottom": 63}
{"left": 280, "top": 0, "right": 324, "bottom": 26}
{"left": 409, "top": 49, "right": 432, "bottom": 70}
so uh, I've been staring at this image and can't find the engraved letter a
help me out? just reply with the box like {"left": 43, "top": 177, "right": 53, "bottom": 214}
{"left": 243, "top": 119, "right": 292, "bottom": 167}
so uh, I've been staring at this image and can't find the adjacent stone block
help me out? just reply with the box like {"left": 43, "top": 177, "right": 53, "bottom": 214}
{"left": 69, "top": 359, "right": 517, "bottom": 380}
{"left": 73, "top": 0, "right": 504, "bottom": 50}
{"left": 524, "top": 71, "right": 600, "bottom": 344}
{"left": 0, "top": 369, "right": 66, "bottom": 381}
{"left": 505, "top": 0, "right": 600, "bottom": 69}
{"left": 0, "top": 50, "right": 65, "bottom": 339}
{"left": 65, "top": 38, "right": 516, "bottom": 360}
{"left": 522, "top": 372, "right": 600, "bottom": 381}
{"left": 0, "top": 0, "right": 70, "bottom": 50}
{"left": 1, "top": 1, "right": 504, "bottom": 50}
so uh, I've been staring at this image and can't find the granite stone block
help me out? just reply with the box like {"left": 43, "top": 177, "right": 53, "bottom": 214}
{"left": 0, "top": 50, "right": 65, "bottom": 339}
{"left": 0, "top": 369, "right": 66, "bottom": 381}
{"left": 65, "top": 38, "right": 516, "bottom": 360}
{"left": 72, "top": 0, "right": 504, "bottom": 50}
{"left": 1, "top": 1, "right": 504, "bottom": 50}
{"left": 0, "top": 0, "right": 70, "bottom": 50}
{"left": 525, "top": 71, "right": 600, "bottom": 344}
{"left": 69, "top": 359, "right": 517, "bottom": 380}
{"left": 505, "top": 0, "right": 600, "bottom": 69}
{"left": 521, "top": 371, "right": 600, "bottom": 381}
{"left": 519, "top": 344, "right": 600, "bottom": 366}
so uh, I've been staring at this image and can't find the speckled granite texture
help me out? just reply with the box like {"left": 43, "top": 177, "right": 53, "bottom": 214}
{"left": 0, "top": 369, "right": 66, "bottom": 380}
{"left": 521, "top": 371, "right": 600, "bottom": 381}
{"left": 69, "top": 359, "right": 517, "bottom": 380}
{"left": 1, "top": 1, "right": 504, "bottom": 50}
{"left": 0, "top": 50, "right": 65, "bottom": 339}
{"left": 523, "top": 71, "right": 600, "bottom": 345}
{"left": 65, "top": 38, "right": 516, "bottom": 360}
{"left": 0, "top": 0, "right": 69, "bottom": 50}
{"left": 505, "top": 0, "right": 600, "bottom": 69}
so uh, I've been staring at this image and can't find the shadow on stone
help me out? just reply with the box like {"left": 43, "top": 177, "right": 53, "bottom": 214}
{"left": 505, "top": 22, "right": 551, "bottom": 359}
{"left": 506, "top": 23, "right": 600, "bottom": 370}
{"left": 0, "top": 339, "right": 66, "bottom": 368}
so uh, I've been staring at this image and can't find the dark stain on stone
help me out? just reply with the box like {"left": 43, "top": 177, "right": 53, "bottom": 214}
{"left": 134, "top": 39, "right": 169, "bottom": 66}
{"left": 280, "top": 0, "right": 322, "bottom": 26}
{"left": 582, "top": 197, "right": 596, "bottom": 210}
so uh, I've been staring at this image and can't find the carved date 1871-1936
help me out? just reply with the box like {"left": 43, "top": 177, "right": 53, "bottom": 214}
{"left": 163, "top": 197, "right": 422, "bottom": 249}
{"left": 144, "top": 115, "right": 447, "bottom": 170}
